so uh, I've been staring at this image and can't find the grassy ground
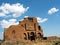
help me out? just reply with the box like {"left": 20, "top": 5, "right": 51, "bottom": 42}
{"left": 0, "top": 39, "right": 60, "bottom": 45}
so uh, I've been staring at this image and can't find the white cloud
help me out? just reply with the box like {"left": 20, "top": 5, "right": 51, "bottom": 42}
{"left": 0, "top": 32, "right": 3, "bottom": 40}
{"left": 0, "top": 13, "right": 6, "bottom": 17}
{"left": 24, "top": 16, "right": 29, "bottom": 18}
{"left": 19, "top": 16, "right": 29, "bottom": 21}
{"left": 24, "top": 16, "right": 48, "bottom": 23}
{"left": 0, "top": 16, "right": 48, "bottom": 28}
{"left": 37, "top": 17, "right": 48, "bottom": 23}
{"left": 0, "top": 19, "right": 19, "bottom": 28}
{"left": 48, "top": 7, "right": 59, "bottom": 15}
{"left": 0, "top": 3, "right": 29, "bottom": 18}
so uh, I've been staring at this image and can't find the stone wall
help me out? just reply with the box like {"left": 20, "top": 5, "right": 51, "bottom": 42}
{"left": 4, "top": 17, "right": 43, "bottom": 42}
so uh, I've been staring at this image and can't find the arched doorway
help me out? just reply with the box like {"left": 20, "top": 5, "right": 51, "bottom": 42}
{"left": 30, "top": 32, "right": 35, "bottom": 41}
{"left": 24, "top": 33, "right": 27, "bottom": 40}
{"left": 37, "top": 33, "right": 43, "bottom": 40}
{"left": 38, "top": 33, "right": 41, "bottom": 39}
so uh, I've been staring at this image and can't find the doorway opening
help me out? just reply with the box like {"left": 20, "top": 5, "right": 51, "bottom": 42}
{"left": 30, "top": 32, "right": 35, "bottom": 41}
{"left": 24, "top": 33, "right": 27, "bottom": 40}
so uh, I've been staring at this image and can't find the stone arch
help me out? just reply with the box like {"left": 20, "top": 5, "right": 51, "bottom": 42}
{"left": 37, "top": 33, "right": 41, "bottom": 39}
{"left": 38, "top": 33, "right": 41, "bottom": 36}
{"left": 12, "top": 30, "right": 16, "bottom": 39}
{"left": 27, "top": 32, "right": 30, "bottom": 40}
{"left": 24, "top": 33, "right": 27, "bottom": 40}
{"left": 30, "top": 32, "right": 35, "bottom": 41}
{"left": 37, "top": 33, "right": 43, "bottom": 40}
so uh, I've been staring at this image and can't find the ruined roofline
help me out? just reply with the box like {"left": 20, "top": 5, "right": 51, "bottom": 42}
{"left": 4, "top": 17, "right": 37, "bottom": 30}
{"left": 24, "top": 16, "right": 36, "bottom": 18}
{"left": 19, "top": 17, "right": 38, "bottom": 24}
{"left": 4, "top": 25, "right": 19, "bottom": 31}
{"left": 24, "top": 17, "right": 36, "bottom": 19}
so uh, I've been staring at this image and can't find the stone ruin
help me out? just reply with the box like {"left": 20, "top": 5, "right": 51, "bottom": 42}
{"left": 4, "top": 17, "right": 43, "bottom": 42}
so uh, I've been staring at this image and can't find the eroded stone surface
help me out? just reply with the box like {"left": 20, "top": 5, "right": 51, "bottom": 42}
{"left": 4, "top": 17, "right": 43, "bottom": 42}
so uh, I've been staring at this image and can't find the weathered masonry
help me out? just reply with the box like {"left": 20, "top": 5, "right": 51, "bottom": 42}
{"left": 4, "top": 17, "right": 43, "bottom": 42}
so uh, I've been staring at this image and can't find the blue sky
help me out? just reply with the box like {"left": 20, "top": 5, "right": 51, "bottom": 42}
{"left": 0, "top": 0, "right": 60, "bottom": 40}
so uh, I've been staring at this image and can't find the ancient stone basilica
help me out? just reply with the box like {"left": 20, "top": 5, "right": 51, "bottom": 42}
{"left": 4, "top": 17, "right": 43, "bottom": 42}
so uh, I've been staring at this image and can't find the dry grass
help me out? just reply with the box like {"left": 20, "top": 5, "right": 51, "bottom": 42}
{"left": 1, "top": 39, "right": 60, "bottom": 45}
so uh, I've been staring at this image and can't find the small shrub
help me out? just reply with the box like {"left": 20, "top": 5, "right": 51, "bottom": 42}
{"left": 6, "top": 42, "right": 14, "bottom": 45}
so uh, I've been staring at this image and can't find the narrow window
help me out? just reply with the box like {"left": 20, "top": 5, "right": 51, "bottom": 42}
{"left": 38, "top": 26, "right": 41, "bottom": 30}
{"left": 12, "top": 30, "right": 15, "bottom": 34}
{"left": 34, "top": 23, "right": 36, "bottom": 30}
{"left": 12, "top": 30, "right": 16, "bottom": 39}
